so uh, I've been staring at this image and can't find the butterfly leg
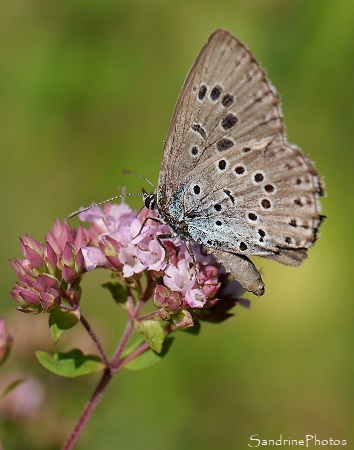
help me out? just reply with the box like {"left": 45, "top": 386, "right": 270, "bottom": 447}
{"left": 156, "top": 233, "right": 175, "bottom": 254}
{"left": 133, "top": 216, "right": 164, "bottom": 240}
{"left": 183, "top": 241, "right": 204, "bottom": 290}
{"left": 156, "top": 235, "right": 203, "bottom": 290}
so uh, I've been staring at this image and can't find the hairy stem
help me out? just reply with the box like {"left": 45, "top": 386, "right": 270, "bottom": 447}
{"left": 110, "top": 300, "right": 144, "bottom": 369}
{"left": 80, "top": 313, "right": 109, "bottom": 366}
{"left": 58, "top": 290, "right": 109, "bottom": 365}
{"left": 115, "top": 341, "right": 150, "bottom": 371}
{"left": 137, "top": 311, "right": 157, "bottom": 321}
{"left": 62, "top": 369, "right": 112, "bottom": 450}
{"left": 62, "top": 300, "right": 145, "bottom": 449}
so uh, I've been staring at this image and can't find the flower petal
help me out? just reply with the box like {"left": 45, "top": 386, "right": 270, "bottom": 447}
{"left": 185, "top": 289, "right": 207, "bottom": 308}
{"left": 81, "top": 247, "right": 106, "bottom": 271}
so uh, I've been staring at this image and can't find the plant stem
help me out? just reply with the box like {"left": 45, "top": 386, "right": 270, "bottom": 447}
{"left": 62, "top": 300, "right": 145, "bottom": 449}
{"left": 116, "top": 322, "right": 173, "bottom": 371}
{"left": 137, "top": 311, "right": 156, "bottom": 321}
{"left": 57, "top": 294, "right": 109, "bottom": 365}
{"left": 80, "top": 313, "right": 109, "bottom": 366}
{"left": 115, "top": 341, "right": 150, "bottom": 371}
{"left": 62, "top": 369, "right": 112, "bottom": 450}
{"left": 110, "top": 300, "right": 144, "bottom": 370}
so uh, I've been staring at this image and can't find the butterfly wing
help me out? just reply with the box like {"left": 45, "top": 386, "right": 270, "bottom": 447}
{"left": 157, "top": 29, "right": 324, "bottom": 294}
{"left": 157, "top": 29, "right": 285, "bottom": 206}
{"left": 179, "top": 139, "right": 324, "bottom": 262}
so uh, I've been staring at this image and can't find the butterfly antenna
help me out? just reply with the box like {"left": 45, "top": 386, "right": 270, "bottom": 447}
{"left": 67, "top": 192, "right": 143, "bottom": 219}
{"left": 122, "top": 169, "right": 155, "bottom": 189}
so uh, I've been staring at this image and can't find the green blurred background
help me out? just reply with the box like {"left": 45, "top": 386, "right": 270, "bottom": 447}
{"left": 1, "top": 0, "right": 353, "bottom": 449}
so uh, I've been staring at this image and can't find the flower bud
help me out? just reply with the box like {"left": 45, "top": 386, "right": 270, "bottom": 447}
{"left": 173, "top": 309, "right": 194, "bottom": 328}
{"left": 153, "top": 285, "right": 169, "bottom": 308}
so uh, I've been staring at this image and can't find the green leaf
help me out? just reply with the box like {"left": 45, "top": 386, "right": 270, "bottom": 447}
{"left": 0, "top": 378, "right": 26, "bottom": 399}
{"left": 102, "top": 282, "right": 127, "bottom": 307}
{"left": 134, "top": 319, "right": 165, "bottom": 353}
{"left": 124, "top": 336, "right": 174, "bottom": 371}
{"left": 49, "top": 308, "right": 80, "bottom": 343}
{"left": 36, "top": 349, "right": 104, "bottom": 378}
{"left": 120, "top": 338, "right": 145, "bottom": 359}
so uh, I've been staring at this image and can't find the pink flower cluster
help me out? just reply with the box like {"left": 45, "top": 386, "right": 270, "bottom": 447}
{"left": 10, "top": 202, "right": 245, "bottom": 327}
{"left": 79, "top": 203, "right": 245, "bottom": 327}
{"left": 79, "top": 203, "right": 168, "bottom": 277}
{"left": 10, "top": 221, "right": 92, "bottom": 313}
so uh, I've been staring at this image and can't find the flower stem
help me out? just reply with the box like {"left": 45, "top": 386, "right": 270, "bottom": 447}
{"left": 62, "top": 300, "right": 145, "bottom": 449}
{"left": 115, "top": 341, "right": 150, "bottom": 370}
{"left": 116, "top": 322, "right": 173, "bottom": 371}
{"left": 62, "top": 368, "right": 112, "bottom": 450}
{"left": 110, "top": 300, "right": 144, "bottom": 370}
{"left": 79, "top": 313, "right": 109, "bottom": 367}
{"left": 56, "top": 291, "right": 109, "bottom": 365}
{"left": 137, "top": 311, "right": 157, "bottom": 321}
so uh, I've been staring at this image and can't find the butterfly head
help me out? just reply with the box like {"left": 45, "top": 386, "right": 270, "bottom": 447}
{"left": 142, "top": 188, "right": 157, "bottom": 211}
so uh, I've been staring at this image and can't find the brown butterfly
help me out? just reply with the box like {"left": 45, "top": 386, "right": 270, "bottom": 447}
{"left": 143, "top": 29, "right": 325, "bottom": 295}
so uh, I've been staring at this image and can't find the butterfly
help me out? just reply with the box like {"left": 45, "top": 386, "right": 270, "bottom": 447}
{"left": 142, "top": 29, "right": 325, "bottom": 296}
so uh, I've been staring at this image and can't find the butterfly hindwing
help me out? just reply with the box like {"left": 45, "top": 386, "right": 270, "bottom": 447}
{"left": 180, "top": 139, "right": 323, "bottom": 263}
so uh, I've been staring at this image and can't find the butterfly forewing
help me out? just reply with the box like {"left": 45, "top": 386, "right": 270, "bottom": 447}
{"left": 158, "top": 29, "right": 285, "bottom": 203}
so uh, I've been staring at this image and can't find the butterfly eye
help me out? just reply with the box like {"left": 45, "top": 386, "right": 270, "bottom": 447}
{"left": 144, "top": 194, "right": 156, "bottom": 210}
